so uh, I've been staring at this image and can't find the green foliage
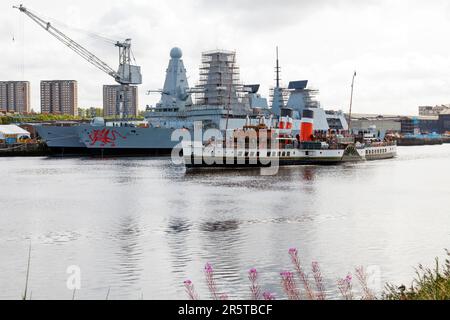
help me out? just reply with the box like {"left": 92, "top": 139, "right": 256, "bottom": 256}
{"left": 1, "top": 114, "right": 83, "bottom": 124}
{"left": 384, "top": 251, "right": 450, "bottom": 300}
{"left": 1, "top": 108, "right": 145, "bottom": 124}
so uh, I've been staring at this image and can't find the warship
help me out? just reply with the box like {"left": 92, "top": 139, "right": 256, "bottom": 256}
{"left": 35, "top": 47, "right": 349, "bottom": 156}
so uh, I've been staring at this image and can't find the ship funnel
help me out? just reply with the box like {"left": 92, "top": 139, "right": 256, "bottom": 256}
{"left": 286, "top": 116, "right": 293, "bottom": 129}
{"left": 278, "top": 117, "right": 286, "bottom": 129}
{"left": 300, "top": 109, "right": 314, "bottom": 141}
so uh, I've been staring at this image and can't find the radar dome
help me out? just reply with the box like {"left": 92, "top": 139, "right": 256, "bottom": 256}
{"left": 170, "top": 47, "right": 183, "bottom": 59}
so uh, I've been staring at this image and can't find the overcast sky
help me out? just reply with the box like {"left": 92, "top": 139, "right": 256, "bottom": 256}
{"left": 3, "top": 0, "right": 450, "bottom": 115}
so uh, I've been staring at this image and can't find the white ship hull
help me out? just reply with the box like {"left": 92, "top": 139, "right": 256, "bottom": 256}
{"left": 182, "top": 142, "right": 397, "bottom": 169}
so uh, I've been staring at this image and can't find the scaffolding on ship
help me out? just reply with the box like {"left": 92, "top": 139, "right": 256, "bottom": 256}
{"left": 193, "top": 50, "right": 250, "bottom": 115}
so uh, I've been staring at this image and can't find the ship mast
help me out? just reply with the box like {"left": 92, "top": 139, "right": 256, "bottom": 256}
{"left": 276, "top": 46, "right": 280, "bottom": 88}
{"left": 348, "top": 71, "right": 357, "bottom": 131}
{"left": 271, "top": 46, "right": 284, "bottom": 116}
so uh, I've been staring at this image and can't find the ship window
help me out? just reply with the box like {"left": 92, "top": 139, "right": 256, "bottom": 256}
{"left": 282, "top": 152, "right": 286, "bottom": 157}
{"left": 250, "top": 152, "right": 255, "bottom": 157}
{"left": 278, "top": 152, "right": 281, "bottom": 157}
{"left": 272, "top": 152, "right": 276, "bottom": 156}
{"left": 267, "top": 151, "right": 271, "bottom": 157}
{"left": 245, "top": 152, "right": 249, "bottom": 157}
{"left": 287, "top": 152, "right": 291, "bottom": 157}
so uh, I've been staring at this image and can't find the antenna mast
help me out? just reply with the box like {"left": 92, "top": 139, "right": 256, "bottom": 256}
{"left": 275, "top": 46, "right": 280, "bottom": 88}
{"left": 348, "top": 71, "right": 357, "bottom": 131}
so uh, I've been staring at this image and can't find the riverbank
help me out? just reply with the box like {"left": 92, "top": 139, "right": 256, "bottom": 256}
{"left": 0, "top": 142, "right": 49, "bottom": 157}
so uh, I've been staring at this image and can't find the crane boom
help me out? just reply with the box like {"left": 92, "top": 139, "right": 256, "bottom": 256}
{"left": 14, "top": 4, "right": 143, "bottom": 117}
{"left": 14, "top": 4, "right": 120, "bottom": 81}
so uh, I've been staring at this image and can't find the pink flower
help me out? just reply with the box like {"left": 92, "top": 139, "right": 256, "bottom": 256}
{"left": 249, "top": 268, "right": 258, "bottom": 275}
{"left": 263, "top": 292, "right": 275, "bottom": 300}
{"left": 205, "top": 263, "right": 213, "bottom": 274}
{"left": 184, "top": 280, "right": 192, "bottom": 285}
{"left": 288, "top": 248, "right": 298, "bottom": 256}
{"left": 345, "top": 274, "right": 352, "bottom": 283}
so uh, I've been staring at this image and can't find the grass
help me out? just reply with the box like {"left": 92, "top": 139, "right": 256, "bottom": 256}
{"left": 22, "top": 243, "right": 31, "bottom": 300}
{"left": 383, "top": 250, "right": 450, "bottom": 300}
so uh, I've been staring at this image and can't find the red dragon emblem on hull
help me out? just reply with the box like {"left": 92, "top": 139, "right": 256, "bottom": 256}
{"left": 88, "top": 129, "right": 127, "bottom": 147}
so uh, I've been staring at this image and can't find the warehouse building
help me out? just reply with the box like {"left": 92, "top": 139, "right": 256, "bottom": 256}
{"left": 0, "top": 125, "right": 31, "bottom": 144}
{"left": 438, "top": 110, "right": 450, "bottom": 133}
{"left": 349, "top": 114, "right": 402, "bottom": 137}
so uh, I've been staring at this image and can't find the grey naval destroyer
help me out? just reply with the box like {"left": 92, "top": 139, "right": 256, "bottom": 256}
{"left": 36, "top": 47, "right": 349, "bottom": 156}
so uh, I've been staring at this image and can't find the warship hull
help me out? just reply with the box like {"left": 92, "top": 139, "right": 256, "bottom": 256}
{"left": 36, "top": 124, "right": 178, "bottom": 156}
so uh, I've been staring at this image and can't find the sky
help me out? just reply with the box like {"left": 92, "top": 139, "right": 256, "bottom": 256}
{"left": 3, "top": 0, "right": 450, "bottom": 115}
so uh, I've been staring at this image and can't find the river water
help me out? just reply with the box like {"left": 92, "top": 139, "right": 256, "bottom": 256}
{"left": 0, "top": 145, "right": 449, "bottom": 300}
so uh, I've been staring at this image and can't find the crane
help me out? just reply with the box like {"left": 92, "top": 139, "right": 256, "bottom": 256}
{"left": 14, "top": 4, "right": 142, "bottom": 118}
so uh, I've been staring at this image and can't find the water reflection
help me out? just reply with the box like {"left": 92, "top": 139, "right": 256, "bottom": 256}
{"left": 166, "top": 218, "right": 192, "bottom": 234}
{"left": 200, "top": 220, "right": 240, "bottom": 233}
{"left": 200, "top": 218, "right": 245, "bottom": 288}
{"left": 111, "top": 216, "right": 144, "bottom": 285}
{"left": 165, "top": 217, "right": 192, "bottom": 279}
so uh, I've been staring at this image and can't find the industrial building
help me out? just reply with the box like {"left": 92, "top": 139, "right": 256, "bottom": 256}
{"left": 417, "top": 116, "right": 440, "bottom": 133}
{"left": 349, "top": 114, "right": 402, "bottom": 137}
{"left": 349, "top": 113, "right": 448, "bottom": 135}
{"left": 419, "top": 105, "right": 450, "bottom": 116}
{"left": 103, "top": 85, "right": 138, "bottom": 117}
{"left": 0, "top": 81, "right": 31, "bottom": 114}
{"left": 41, "top": 80, "right": 78, "bottom": 115}
{"left": 438, "top": 110, "right": 450, "bottom": 133}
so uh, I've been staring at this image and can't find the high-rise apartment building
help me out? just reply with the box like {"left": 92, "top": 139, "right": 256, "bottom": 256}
{"left": 0, "top": 81, "right": 31, "bottom": 114}
{"left": 41, "top": 80, "right": 78, "bottom": 115}
{"left": 103, "top": 85, "right": 138, "bottom": 117}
